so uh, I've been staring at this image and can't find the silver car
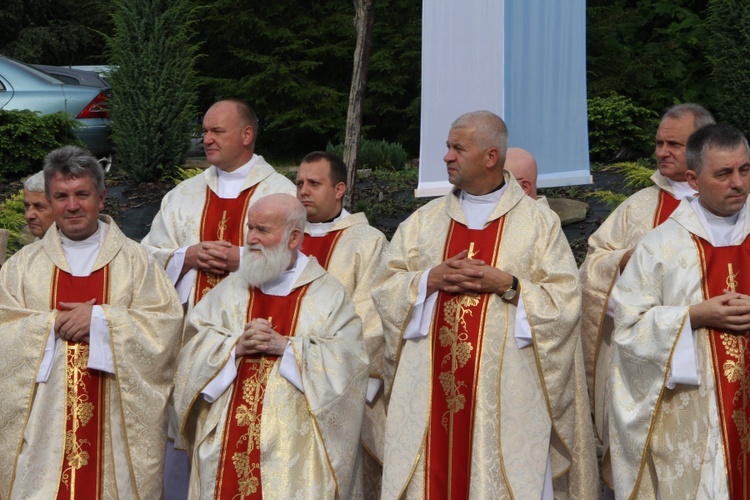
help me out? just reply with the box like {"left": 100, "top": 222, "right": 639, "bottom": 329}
{"left": 0, "top": 55, "right": 112, "bottom": 156}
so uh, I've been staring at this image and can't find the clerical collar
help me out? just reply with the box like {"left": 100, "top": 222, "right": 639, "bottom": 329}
{"left": 690, "top": 198, "right": 746, "bottom": 247}
{"left": 59, "top": 219, "right": 109, "bottom": 276}
{"left": 216, "top": 154, "right": 258, "bottom": 198}
{"left": 308, "top": 209, "right": 350, "bottom": 236}
{"left": 260, "top": 250, "right": 309, "bottom": 296}
{"left": 458, "top": 182, "right": 508, "bottom": 230}
{"left": 667, "top": 178, "right": 697, "bottom": 200}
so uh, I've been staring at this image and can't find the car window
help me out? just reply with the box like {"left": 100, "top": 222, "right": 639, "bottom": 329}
{"left": 50, "top": 74, "right": 79, "bottom": 85}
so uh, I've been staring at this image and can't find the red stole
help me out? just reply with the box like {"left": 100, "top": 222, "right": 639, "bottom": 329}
{"left": 194, "top": 186, "right": 256, "bottom": 304}
{"left": 300, "top": 231, "right": 344, "bottom": 269}
{"left": 653, "top": 189, "right": 681, "bottom": 227}
{"left": 694, "top": 233, "right": 750, "bottom": 498}
{"left": 425, "top": 218, "right": 506, "bottom": 500}
{"left": 215, "top": 284, "right": 310, "bottom": 499}
{"left": 51, "top": 266, "right": 110, "bottom": 500}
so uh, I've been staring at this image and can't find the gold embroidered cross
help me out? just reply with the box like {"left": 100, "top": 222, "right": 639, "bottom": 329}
{"left": 468, "top": 241, "right": 479, "bottom": 259}
{"left": 727, "top": 263, "right": 739, "bottom": 292}
{"left": 217, "top": 210, "right": 228, "bottom": 240}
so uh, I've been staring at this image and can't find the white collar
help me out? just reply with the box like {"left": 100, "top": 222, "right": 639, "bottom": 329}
{"left": 458, "top": 183, "right": 508, "bottom": 230}
{"left": 690, "top": 198, "right": 745, "bottom": 247}
{"left": 667, "top": 178, "right": 697, "bottom": 199}
{"left": 259, "top": 251, "right": 309, "bottom": 296}
{"left": 308, "top": 208, "right": 350, "bottom": 236}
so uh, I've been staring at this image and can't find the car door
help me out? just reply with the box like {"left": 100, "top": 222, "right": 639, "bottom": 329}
{"left": 0, "top": 74, "right": 13, "bottom": 108}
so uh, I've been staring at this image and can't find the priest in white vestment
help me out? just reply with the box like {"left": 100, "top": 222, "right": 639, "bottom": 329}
{"left": 296, "top": 151, "right": 388, "bottom": 498}
{"left": 610, "top": 123, "right": 750, "bottom": 498}
{"left": 0, "top": 146, "right": 183, "bottom": 499}
{"left": 173, "top": 194, "right": 369, "bottom": 499}
{"left": 373, "top": 111, "right": 599, "bottom": 499}
{"left": 140, "top": 99, "right": 295, "bottom": 497}
{"left": 579, "top": 103, "right": 715, "bottom": 487}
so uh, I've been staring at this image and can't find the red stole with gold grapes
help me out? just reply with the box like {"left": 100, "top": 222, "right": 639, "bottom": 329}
{"left": 425, "top": 217, "right": 505, "bottom": 500}
{"left": 214, "top": 284, "right": 309, "bottom": 499}
{"left": 694, "top": 233, "right": 750, "bottom": 499}
{"left": 52, "top": 266, "right": 109, "bottom": 500}
{"left": 193, "top": 186, "right": 256, "bottom": 304}
{"left": 300, "top": 231, "right": 344, "bottom": 269}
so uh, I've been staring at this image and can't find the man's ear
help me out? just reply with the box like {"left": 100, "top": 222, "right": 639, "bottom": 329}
{"left": 485, "top": 147, "right": 499, "bottom": 169}
{"left": 334, "top": 182, "right": 346, "bottom": 202}
{"left": 518, "top": 178, "right": 532, "bottom": 197}
{"left": 288, "top": 227, "right": 303, "bottom": 250}
{"left": 685, "top": 169, "right": 700, "bottom": 192}
{"left": 242, "top": 125, "right": 255, "bottom": 147}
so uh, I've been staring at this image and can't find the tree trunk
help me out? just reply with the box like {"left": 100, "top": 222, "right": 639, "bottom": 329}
{"left": 343, "top": 0, "right": 376, "bottom": 211}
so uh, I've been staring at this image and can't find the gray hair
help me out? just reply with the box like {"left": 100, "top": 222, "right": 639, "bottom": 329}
{"left": 663, "top": 103, "right": 716, "bottom": 130}
{"left": 686, "top": 123, "right": 750, "bottom": 174}
{"left": 43, "top": 146, "right": 105, "bottom": 196}
{"left": 451, "top": 110, "right": 508, "bottom": 166}
{"left": 23, "top": 170, "right": 46, "bottom": 193}
{"left": 283, "top": 198, "right": 307, "bottom": 243}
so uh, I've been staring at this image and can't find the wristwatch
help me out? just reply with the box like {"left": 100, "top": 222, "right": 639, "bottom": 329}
{"left": 501, "top": 275, "right": 519, "bottom": 301}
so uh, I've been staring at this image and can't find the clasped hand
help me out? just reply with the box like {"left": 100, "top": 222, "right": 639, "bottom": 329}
{"left": 689, "top": 290, "right": 750, "bottom": 334}
{"left": 55, "top": 298, "right": 95, "bottom": 343}
{"left": 427, "top": 250, "right": 512, "bottom": 297}
{"left": 184, "top": 240, "right": 240, "bottom": 276}
{"left": 236, "top": 318, "right": 287, "bottom": 357}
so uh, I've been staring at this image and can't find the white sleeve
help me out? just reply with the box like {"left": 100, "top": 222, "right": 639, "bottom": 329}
{"left": 366, "top": 377, "right": 383, "bottom": 403}
{"left": 666, "top": 316, "right": 701, "bottom": 388}
{"left": 36, "top": 326, "right": 60, "bottom": 383}
{"left": 87, "top": 305, "right": 114, "bottom": 374}
{"left": 403, "top": 271, "right": 438, "bottom": 340}
{"left": 279, "top": 341, "right": 303, "bottom": 392}
{"left": 202, "top": 348, "right": 238, "bottom": 402}
{"left": 514, "top": 294, "right": 533, "bottom": 349}
{"left": 167, "top": 247, "right": 195, "bottom": 304}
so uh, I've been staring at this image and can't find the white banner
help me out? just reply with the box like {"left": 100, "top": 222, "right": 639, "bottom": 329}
{"left": 418, "top": 0, "right": 590, "bottom": 197}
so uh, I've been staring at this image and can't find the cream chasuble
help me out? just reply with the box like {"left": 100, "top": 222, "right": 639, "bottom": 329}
{"left": 580, "top": 171, "right": 694, "bottom": 484}
{"left": 302, "top": 211, "right": 389, "bottom": 498}
{"left": 173, "top": 257, "right": 369, "bottom": 499}
{"left": 0, "top": 216, "right": 183, "bottom": 499}
{"left": 373, "top": 173, "right": 599, "bottom": 499}
{"left": 140, "top": 156, "right": 295, "bottom": 340}
{"left": 609, "top": 199, "right": 750, "bottom": 499}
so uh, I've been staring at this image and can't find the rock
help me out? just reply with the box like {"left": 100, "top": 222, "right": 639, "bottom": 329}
{"left": 547, "top": 198, "right": 589, "bottom": 226}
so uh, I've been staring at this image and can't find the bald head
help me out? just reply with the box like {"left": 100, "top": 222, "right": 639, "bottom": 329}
{"left": 249, "top": 194, "right": 307, "bottom": 240}
{"left": 505, "top": 147, "right": 538, "bottom": 198}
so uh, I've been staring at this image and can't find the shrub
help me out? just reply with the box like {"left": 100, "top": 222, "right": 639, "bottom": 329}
{"left": 588, "top": 92, "right": 659, "bottom": 163}
{"left": 586, "top": 160, "right": 655, "bottom": 209}
{"left": 0, "top": 190, "right": 29, "bottom": 256}
{"left": 106, "top": 0, "right": 200, "bottom": 182}
{"left": 707, "top": 0, "right": 750, "bottom": 137}
{"left": 0, "top": 110, "right": 83, "bottom": 178}
{"left": 327, "top": 138, "right": 408, "bottom": 170}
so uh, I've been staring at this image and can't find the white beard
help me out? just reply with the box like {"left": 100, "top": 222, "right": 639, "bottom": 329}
{"left": 240, "top": 239, "right": 294, "bottom": 288}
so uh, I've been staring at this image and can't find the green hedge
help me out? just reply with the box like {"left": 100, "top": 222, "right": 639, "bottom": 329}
{"left": 588, "top": 92, "right": 658, "bottom": 163}
{"left": 327, "top": 138, "right": 408, "bottom": 170}
{"left": 0, "top": 110, "right": 83, "bottom": 178}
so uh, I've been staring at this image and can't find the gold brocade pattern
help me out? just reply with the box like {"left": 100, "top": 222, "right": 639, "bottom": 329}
{"left": 61, "top": 343, "right": 96, "bottom": 491}
{"left": 229, "top": 358, "right": 276, "bottom": 498}
{"left": 438, "top": 294, "right": 478, "bottom": 427}
{"left": 720, "top": 335, "right": 750, "bottom": 455}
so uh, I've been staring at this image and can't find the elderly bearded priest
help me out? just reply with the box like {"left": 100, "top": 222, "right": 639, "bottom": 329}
{"left": 0, "top": 146, "right": 183, "bottom": 498}
{"left": 173, "top": 194, "right": 369, "bottom": 499}
{"left": 373, "top": 111, "right": 598, "bottom": 498}
{"left": 610, "top": 124, "right": 750, "bottom": 498}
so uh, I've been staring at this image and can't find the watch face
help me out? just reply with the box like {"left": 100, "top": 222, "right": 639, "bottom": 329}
{"left": 503, "top": 288, "right": 517, "bottom": 300}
